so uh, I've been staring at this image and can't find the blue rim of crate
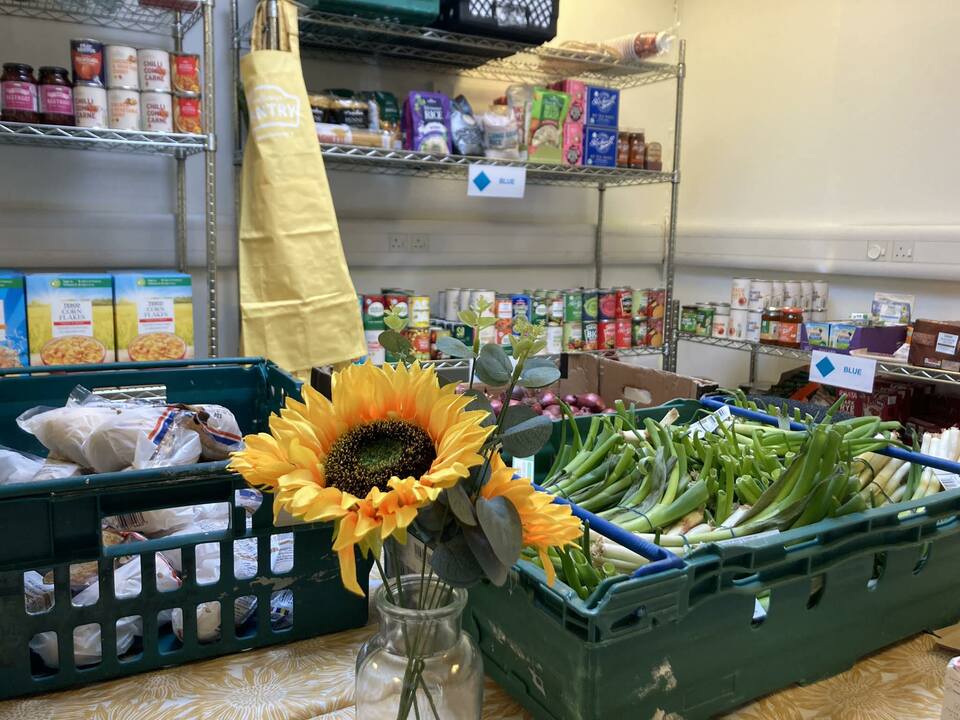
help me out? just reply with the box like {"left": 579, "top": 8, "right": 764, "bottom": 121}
{"left": 0, "top": 357, "right": 267, "bottom": 378}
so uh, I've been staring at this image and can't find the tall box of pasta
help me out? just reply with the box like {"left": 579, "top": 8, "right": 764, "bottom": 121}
{"left": 113, "top": 271, "right": 194, "bottom": 362}
{"left": 26, "top": 273, "right": 116, "bottom": 366}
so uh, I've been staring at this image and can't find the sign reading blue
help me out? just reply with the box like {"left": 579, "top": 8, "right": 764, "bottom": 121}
{"left": 809, "top": 350, "right": 876, "bottom": 393}
{"left": 467, "top": 164, "right": 526, "bottom": 199}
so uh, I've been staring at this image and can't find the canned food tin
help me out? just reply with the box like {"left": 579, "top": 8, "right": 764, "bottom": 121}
{"left": 615, "top": 318, "right": 632, "bottom": 349}
{"left": 173, "top": 91, "right": 202, "bottom": 133}
{"left": 712, "top": 314, "right": 728, "bottom": 339}
{"left": 384, "top": 292, "right": 409, "bottom": 320}
{"left": 746, "top": 310, "right": 763, "bottom": 343}
{"left": 646, "top": 288, "right": 666, "bottom": 321}
{"left": 171, "top": 53, "right": 200, "bottom": 94}
{"left": 728, "top": 309, "right": 749, "bottom": 340}
{"left": 547, "top": 291, "right": 563, "bottom": 324}
{"left": 633, "top": 319, "right": 648, "bottom": 347}
{"left": 694, "top": 303, "right": 715, "bottom": 337}
{"left": 452, "top": 323, "right": 474, "bottom": 347}
{"left": 645, "top": 318, "right": 664, "bottom": 348}
{"left": 771, "top": 280, "right": 785, "bottom": 308}
{"left": 106, "top": 45, "right": 139, "bottom": 89}
{"left": 73, "top": 82, "right": 107, "bottom": 128}
{"left": 531, "top": 294, "right": 548, "bottom": 327}
{"left": 107, "top": 87, "right": 140, "bottom": 130}
{"left": 812, "top": 281, "right": 829, "bottom": 309}
{"left": 494, "top": 294, "right": 512, "bottom": 320}
{"left": 582, "top": 321, "right": 598, "bottom": 351}
{"left": 614, "top": 287, "right": 632, "bottom": 318}
{"left": 472, "top": 290, "right": 496, "bottom": 318}
{"left": 436, "top": 290, "right": 445, "bottom": 321}
{"left": 800, "top": 281, "right": 814, "bottom": 311}
{"left": 362, "top": 294, "right": 385, "bottom": 330}
{"left": 598, "top": 288, "right": 617, "bottom": 320}
{"left": 597, "top": 319, "right": 616, "bottom": 349}
{"left": 783, "top": 280, "right": 802, "bottom": 307}
{"left": 364, "top": 329, "right": 385, "bottom": 366}
{"left": 140, "top": 91, "right": 172, "bottom": 132}
{"left": 138, "top": 48, "right": 170, "bottom": 92}
{"left": 545, "top": 325, "right": 563, "bottom": 354}
{"left": 430, "top": 327, "right": 449, "bottom": 360}
{"left": 478, "top": 326, "right": 496, "bottom": 346}
{"left": 582, "top": 288, "right": 599, "bottom": 321}
{"left": 444, "top": 288, "right": 461, "bottom": 321}
{"left": 563, "top": 322, "right": 583, "bottom": 351}
{"left": 409, "top": 295, "right": 430, "bottom": 328}
{"left": 459, "top": 289, "right": 473, "bottom": 313}
{"left": 731, "top": 278, "right": 752, "bottom": 308}
{"left": 495, "top": 318, "right": 512, "bottom": 348}
{"left": 511, "top": 293, "right": 531, "bottom": 322}
{"left": 809, "top": 307, "right": 827, "bottom": 322}
{"left": 71, "top": 38, "right": 104, "bottom": 86}
{"left": 563, "top": 290, "right": 583, "bottom": 323}
{"left": 406, "top": 328, "right": 431, "bottom": 361}
{"left": 632, "top": 288, "right": 649, "bottom": 320}
{"left": 748, "top": 279, "right": 772, "bottom": 311}
{"left": 679, "top": 305, "right": 698, "bottom": 334}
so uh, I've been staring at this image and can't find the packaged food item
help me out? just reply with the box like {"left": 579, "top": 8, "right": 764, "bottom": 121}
{"left": 38, "top": 67, "right": 74, "bottom": 125}
{"left": 761, "top": 307, "right": 782, "bottom": 344}
{"left": 141, "top": 91, "right": 173, "bottom": 131}
{"left": 628, "top": 131, "right": 645, "bottom": 168}
{"left": 137, "top": 48, "right": 170, "bottom": 92}
{"left": 528, "top": 88, "right": 570, "bottom": 164}
{"left": 481, "top": 105, "right": 520, "bottom": 160}
{"left": 908, "top": 319, "right": 960, "bottom": 371}
{"left": 26, "top": 273, "right": 115, "bottom": 366}
{"left": 317, "top": 92, "right": 371, "bottom": 128}
{"left": 0, "top": 445, "right": 43, "bottom": 485}
{"left": 17, "top": 401, "right": 117, "bottom": 467}
{"left": 171, "top": 53, "right": 200, "bottom": 93}
{"left": 607, "top": 31, "right": 676, "bottom": 61}
{"left": 549, "top": 79, "right": 586, "bottom": 124}
{"left": 581, "top": 288, "right": 599, "bottom": 322}
{"left": 562, "top": 122, "right": 582, "bottom": 165}
{"left": 359, "top": 90, "right": 401, "bottom": 147}
{"left": 403, "top": 91, "right": 452, "bottom": 153}
{"left": 778, "top": 307, "right": 803, "bottom": 348}
{"left": 73, "top": 83, "right": 107, "bottom": 128}
{"left": 680, "top": 305, "right": 698, "bottom": 334}
{"left": 23, "top": 571, "right": 54, "bottom": 615}
{"left": 173, "top": 92, "right": 202, "bottom": 133}
{"left": 585, "top": 86, "right": 619, "bottom": 128}
{"left": 644, "top": 141, "right": 663, "bottom": 171}
{"left": 449, "top": 94, "right": 483, "bottom": 156}
{"left": 71, "top": 38, "right": 104, "bottom": 86}
{"left": 583, "top": 126, "right": 617, "bottom": 167}
{"left": 105, "top": 45, "right": 139, "bottom": 89}
{"left": 178, "top": 404, "right": 243, "bottom": 461}
{"left": 0, "top": 271, "right": 28, "bottom": 368}
{"left": 108, "top": 87, "right": 140, "bottom": 130}
{"left": 1, "top": 63, "right": 39, "bottom": 123}
{"left": 113, "top": 271, "right": 194, "bottom": 362}
{"left": 315, "top": 122, "right": 394, "bottom": 148}
{"left": 32, "top": 457, "right": 82, "bottom": 481}
{"left": 616, "top": 132, "right": 631, "bottom": 167}
{"left": 83, "top": 405, "right": 200, "bottom": 474}
{"left": 872, "top": 291, "right": 914, "bottom": 325}
{"left": 804, "top": 321, "right": 830, "bottom": 348}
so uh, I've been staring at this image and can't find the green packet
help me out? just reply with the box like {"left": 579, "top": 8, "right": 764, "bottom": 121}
{"left": 529, "top": 88, "right": 571, "bottom": 164}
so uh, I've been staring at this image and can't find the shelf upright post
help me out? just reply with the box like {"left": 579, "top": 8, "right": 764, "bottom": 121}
{"left": 748, "top": 347, "right": 758, "bottom": 388}
{"left": 266, "top": 0, "right": 279, "bottom": 50}
{"left": 662, "top": 39, "right": 685, "bottom": 373}
{"left": 594, "top": 183, "right": 606, "bottom": 288}
{"left": 203, "top": 0, "right": 219, "bottom": 357}
{"left": 174, "top": 15, "right": 187, "bottom": 274}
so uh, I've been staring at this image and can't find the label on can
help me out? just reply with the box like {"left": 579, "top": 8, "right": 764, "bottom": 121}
{"left": 495, "top": 318, "right": 513, "bottom": 348}
{"left": 695, "top": 305, "right": 715, "bottom": 337}
{"left": 598, "top": 290, "right": 617, "bottom": 320}
{"left": 632, "top": 289, "right": 649, "bottom": 320}
{"left": 385, "top": 293, "right": 409, "bottom": 320}
{"left": 172, "top": 53, "right": 201, "bottom": 94}
{"left": 563, "top": 291, "right": 582, "bottom": 322}
{"left": 760, "top": 319, "right": 780, "bottom": 342}
{"left": 452, "top": 324, "right": 474, "bottom": 346}
{"left": 409, "top": 296, "right": 430, "bottom": 328}
{"left": 680, "top": 306, "right": 698, "bottom": 334}
{"left": 712, "top": 315, "right": 729, "bottom": 339}
{"left": 494, "top": 295, "right": 512, "bottom": 320}
{"left": 545, "top": 325, "right": 563, "bottom": 354}
{"left": 598, "top": 319, "right": 616, "bottom": 349}
{"left": 363, "top": 295, "right": 385, "bottom": 330}
{"left": 778, "top": 320, "right": 799, "bottom": 346}
{"left": 107, "top": 46, "right": 139, "bottom": 89}
{"left": 174, "top": 93, "right": 202, "bottom": 134}
{"left": 39, "top": 84, "right": 73, "bottom": 115}
{"left": 582, "top": 321, "right": 598, "bottom": 351}
{"left": 141, "top": 91, "right": 172, "bottom": 132}
{"left": 138, "top": 49, "right": 171, "bottom": 91}
{"left": 728, "top": 310, "right": 748, "bottom": 339}
{"left": 72, "top": 39, "right": 104, "bottom": 86}
{"left": 547, "top": 293, "right": 564, "bottom": 324}
{"left": 364, "top": 329, "right": 385, "bottom": 366}
{"left": 511, "top": 294, "right": 531, "bottom": 322}
{"left": 563, "top": 322, "right": 582, "bottom": 351}
{"left": 633, "top": 320, "right": 648, "bottom": 347}
{"left": 646, "top": 318, "right": 664, "bottom": 347}
{"left": 108, "top": 88, "right": 140, "bottom": 130}
{"left": 582, "top": 290, "right": 599, "bottom": 321}
{"left": 731, "top": 278, "right": 751, "bottom": 308}
{"left": 615, "top": 318, "right": 633, "bottom": 348}
{"left": 614, "top": 287, "right": 633, "bottom": 318}
{"left": 1, "top": 81, "right": 37, "bottom": 112}
{"left": 407, "top": 329, "right": 431, "bottom": 360}
{"left": 747, "top": 311, "right": 763, "bottom": 343}
{"left": 74, "top": 84, "right": 107, "bottom": 127}
{"left": 646, "top": 289, "right": 665, "bottom": 320}
{"left": 532, "top": 297, "right": 548, "bottom": 326}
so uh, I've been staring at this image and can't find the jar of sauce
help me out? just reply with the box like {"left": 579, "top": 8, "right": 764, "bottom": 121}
{"left": 760, "top": 307, "right": 782, "bottom": 345}
{"left": 38, "top": 66, "right": 74, "bottom": 126}
{"left": 644, "top": 141, "right": 663, "bottom": 171}
{"left": 777, "top": 307, "right": 803, "bottom": 348}
{"left": 1, "top": 63, "right": 39, "bottom": 123}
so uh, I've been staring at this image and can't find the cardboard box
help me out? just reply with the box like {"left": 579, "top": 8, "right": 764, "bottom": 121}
{"left": 549, "top": 79, "right": 586, "bottom": 125}
{"left": 585, "top": 86, "right": 620, "bottom": 128}
{"left": 909, "top": 319, "right": 960, "bottom": 371}
{"left": 562, "top": 122, "right": 583, "bottom": 165}
{"left": 26, "top": 273, "right": 115, "bottom": 366}
{"left": 0, "top": 271, "right": 28, "bottom": 369}
{"left": 583, "top": 126, "right": 618, "bottom": 167}
{"left": 528, "top": 88, "right": 571, "bottom": 164}
{"left": 113, "top": 271, "right": 195, "bottom": 362}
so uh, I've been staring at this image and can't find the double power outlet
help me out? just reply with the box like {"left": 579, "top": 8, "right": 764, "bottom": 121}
{"left": 388, "top": 234, "right": 430, "bottom": 252}
{"left": 867, "top": 239, "right": 915, "bottom": 262}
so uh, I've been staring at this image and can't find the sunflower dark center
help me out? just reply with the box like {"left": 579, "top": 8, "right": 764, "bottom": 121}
{"left": 324, "top": 419, "right": 437, "bottom": 497}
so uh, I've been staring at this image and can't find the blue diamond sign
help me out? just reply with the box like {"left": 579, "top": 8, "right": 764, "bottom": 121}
{"left": 473, "top": 171, "right": 491, "bottom": 192}
{"left": 467, "top": 164, "right": 526, "bottom": 198}
{"left": 815, "top": 356, "right": 835, "bottom": 377}
{"left": 809, "top": 350, "right": 876, "bottom": 393}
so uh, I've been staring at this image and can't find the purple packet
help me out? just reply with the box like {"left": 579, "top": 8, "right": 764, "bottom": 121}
{"left": 403, "top": 91, "right": 452, "bottom": 154}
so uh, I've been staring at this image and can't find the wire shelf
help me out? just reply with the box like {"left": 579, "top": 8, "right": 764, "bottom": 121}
{"left": 679, "top": 333, "right": 811, "bottom": 360}
{"left": 420, "top": 347, "right": 663, "bottom": 372}
{"left": 0, "top": 122, "right": 210, "bottom": 156}
{"left": 320, "top": 144, "right": 674, "bottom": 188}
{"left": 238, "top": 9, "right": 678, "bottom": 89}
{"left": 0, "top": 0, "right": 202, "bottom": 34}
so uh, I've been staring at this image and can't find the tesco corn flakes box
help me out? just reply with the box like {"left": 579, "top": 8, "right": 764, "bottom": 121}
{"left": 0, "top": 271, "right": 28, "bottom": 368}
{"left": 114, "top": 271, "right": 194, "bottom": 362}
{"left": 26, "top": 273, "right": 115, "bottom": 366}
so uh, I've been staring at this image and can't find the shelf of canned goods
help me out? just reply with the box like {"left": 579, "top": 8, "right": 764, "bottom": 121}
{"left": 0, "top": 0, "right": 220, "bottom": 357}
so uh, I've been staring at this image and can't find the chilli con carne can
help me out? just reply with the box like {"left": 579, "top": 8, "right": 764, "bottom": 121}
{"left": 73, "top": 83, "right": 107, "bottom": 127}
{"left": 141, "top": 91, "right": 172, "bottom": 132}
{"left": 107, "top": 87, "right": 140, "bottom": 130}
{"left": 598, "top": 288, "right": 617, "bottom": 320}
{"left": 173, "top": 92, "right": 202, "bottom": 133}
{"left": 138, "top": 48, "right": 170, "bottom": 92}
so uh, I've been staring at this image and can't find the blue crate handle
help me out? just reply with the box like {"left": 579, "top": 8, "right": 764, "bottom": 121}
{"left": 533, "top": 483, "right": 685, "bottom": 577}
{"left": 0, "top": 356, "right": 267, "bottom": 377}
{"left": 701, "top": 395, "right": 960, "bottom": 475}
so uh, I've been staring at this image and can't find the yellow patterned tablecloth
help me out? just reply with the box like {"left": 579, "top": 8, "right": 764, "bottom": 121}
{"left": 0, "top": 629, "right": 951, "bottom": 720}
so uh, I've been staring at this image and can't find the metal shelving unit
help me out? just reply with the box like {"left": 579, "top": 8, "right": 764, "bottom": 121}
{"left": 423, "top": 346, "right": 664, "bottom": 373}
{"left": 233, "top": 6, "right": 684, "bottom": 370}
{"left": 680, "top": 333, "right": 960, "bottom": 387}
{"left": 0, "top": 0, "right": 219, "bottom": 357}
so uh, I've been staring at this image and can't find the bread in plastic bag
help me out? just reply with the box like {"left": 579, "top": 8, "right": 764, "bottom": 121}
{"left": 32, "top": 458, "right": 82, "bottom": 482}
{"left": 0, "top": 445, "right": 44, "bottom": 485}
{"left": 104, "top": 504, "right": 197, "bottom": 537}
{"left": 16, "top": 403, "right": 118, "bottom": 466}
{"left": 179, "top": 404, "right": 244, "bottom": 461}
{"left": 84, "top": 405, "right": 201, "bottom": 474}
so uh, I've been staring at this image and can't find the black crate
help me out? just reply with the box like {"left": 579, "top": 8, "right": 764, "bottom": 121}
{"left": 436, "top": 0, "right": 558, "bottom": 44}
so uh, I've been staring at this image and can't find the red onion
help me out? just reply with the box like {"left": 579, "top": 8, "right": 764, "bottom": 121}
{"left": 542, "top": 405, "right": 562, "bottom": 419}
{"left": 490, "top": 399, "right": 503, "bottom": 415}
{"left": 577, "top": 393, "right": 604, "bottom": 411}
{"left": 531, "top": 403, "right": 543, "bottom": 414}
{"left": 510, "top": 385, "right": 527, "bottom": 401}
{"left": 602, "top": 408, "right": 617, "bottom": 414}
{"left": 509, "top": 399, "right": 522, "bottom": 407}
{"left": 455, "top": 383, "right": 468, "bottom": 394}
{"left": 562, "top": 394, "right": 578, "bottom": 407}
{"left": 539, "top": 391, "right": 557, "bottom": 407}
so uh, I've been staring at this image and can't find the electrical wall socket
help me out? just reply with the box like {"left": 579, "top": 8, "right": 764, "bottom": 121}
{"left": 410, "top": 235, "right": 430, "bottom": 252}
{"left": 892, "top": 240, "right": 915, "bottom": 262}
{"left": 387, "top": 234, "right": 409, "bottom": 252}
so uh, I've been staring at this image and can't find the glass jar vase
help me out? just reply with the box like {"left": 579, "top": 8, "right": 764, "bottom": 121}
{"left": 356, "top": 575, "right": 483, "bottom": 720}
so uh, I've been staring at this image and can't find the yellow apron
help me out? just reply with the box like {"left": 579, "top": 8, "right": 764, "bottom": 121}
{"left": 239, "top": 0, "right": 366, "bottom": 376}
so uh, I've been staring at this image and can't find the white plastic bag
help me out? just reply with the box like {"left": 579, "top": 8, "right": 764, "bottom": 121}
{"left": 32, "top": 458, "right": 82, "bottom": 482}
{"left": 17, "top": 404, "right": 118, "bottom": 467}
{"left": 0, "top": 445, "right": 44, "bottom": 485}
{"left": 84, "top": 405, "right": 201, "bottom": 474}
{"left": 179, "top": 404, "right": 244, "bottom": 461}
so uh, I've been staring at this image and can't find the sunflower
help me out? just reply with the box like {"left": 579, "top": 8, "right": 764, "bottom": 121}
{"left": 482, "top": 454, "right": 582, "bottom": 586}
{"left": 229, "top": 361, "right": 493, "bottom": 595}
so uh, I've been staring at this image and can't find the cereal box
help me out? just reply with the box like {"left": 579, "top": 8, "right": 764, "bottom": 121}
{"left": 113, "top": 271, "right": 194, "bottom": 362}
{"left": 0, "top": 271, "right": 28, "bottom": 369}
{"left": 26, "top": 273, "right": 115, "bottom": 366}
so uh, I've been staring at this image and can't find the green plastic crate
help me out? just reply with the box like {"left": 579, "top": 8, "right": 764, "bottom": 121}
{"left": 0, "top": 359, "right": 373, "bottom": 699}
{"left": 466, "top": 400, "right": 960, "bottom": 719}
{"left": 307, "top": 0, "right": 439, "bottom": 24}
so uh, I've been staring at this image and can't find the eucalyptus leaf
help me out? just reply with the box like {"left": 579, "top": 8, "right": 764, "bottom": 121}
{"left": 464, "top": 524, "right": 510, "bottom": 586}
{"left": 379, "top": 330, "right": 411, "bottom": 355}
{"left": 518, "top": 365, "right": 561, "bottom": 389}
{"left": 476, "top": 495, "right": 523, "bottom": 568}
{"left": 500, "top": 404, "right": 538, "bottom": 430}
{"left": 523, "top": 357, "right": 557, "bottom": 370}
{"left": 476, "top": 344, "right": 512, "bottom": 386}
{"left": 444, "top": 483, "right": 477, "bottom": 526}
{"left": 458, "top": 309, "right": 478, "bottom": 325}
{"left": 461, "top": 389, "right": 496, "bottom": 426}
{"left": 461, "top": 462, "right": 491, "bottom": 496}
{"left": 478, "top": 316, "right": 497, "bottom": 329}
{"left": 430, "top": 533, "right": 484, "bottom": 587}
{"left": 436, "top": 336, "right": 475, "bottom": 359}
{"left": 500, "top": 414, "right": 553, "bottom": 457}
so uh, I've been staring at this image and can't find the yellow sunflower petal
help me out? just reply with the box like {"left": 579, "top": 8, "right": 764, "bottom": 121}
{"left": 338, "top": 545, "right": 364, "bottom": 597}
{"left": 538, "top": 547, "right": 557, "bottom": 586}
